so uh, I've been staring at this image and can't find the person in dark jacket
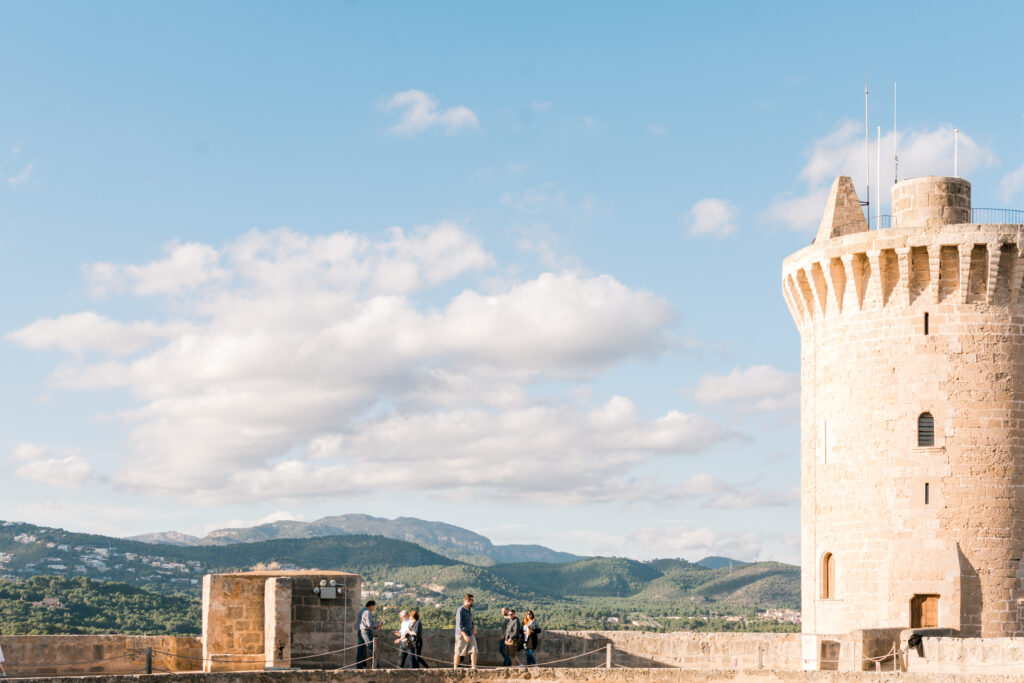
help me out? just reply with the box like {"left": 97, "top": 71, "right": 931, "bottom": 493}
{"left": 523, "top": 610, "right": 541, "bottom": 666}
{"left": 406, "top": 609, "right": 426, "bottom": 668}
{"left": 503, "top": 608, "right": 523, "bottom": 666}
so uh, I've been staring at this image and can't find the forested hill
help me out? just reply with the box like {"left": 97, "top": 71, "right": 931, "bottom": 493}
{"left": 0, "top": 520, "right": 800, "bottom": 634}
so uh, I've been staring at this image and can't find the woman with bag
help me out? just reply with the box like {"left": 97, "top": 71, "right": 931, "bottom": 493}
{"left": 406, "top": 610, "right": 426, "bottom": 668}
{"left": 503, "top": 608, "right": 523, "bottom": 666}
{"left": 522, "top": 610, "right": 541, "bottom": 667}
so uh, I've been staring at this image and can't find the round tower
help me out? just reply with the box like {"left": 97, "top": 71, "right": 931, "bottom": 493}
{"left": 783, "top": 175, "right": 1024, "bottom": 637}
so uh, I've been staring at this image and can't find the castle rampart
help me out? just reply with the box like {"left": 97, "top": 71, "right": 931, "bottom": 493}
{"left": 783, "top": 175, "right": 1024, "bottom": 638}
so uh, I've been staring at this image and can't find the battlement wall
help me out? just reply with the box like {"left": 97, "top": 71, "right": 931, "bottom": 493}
{"left": 7, "top": 662, "right": 1024, "bottom": 682}
{"left": 782, "top": 224, "right": 1024, "bottom": 327}
{"left": 0, "top": 630, "right": 802, "bottom": 676}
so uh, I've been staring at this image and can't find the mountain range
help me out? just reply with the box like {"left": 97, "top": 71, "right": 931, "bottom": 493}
{"left": 131, "top": 514, "right": 581, "bottom": 565}
{"left": 0, "top": 518, "right": 799, "bottom": 633}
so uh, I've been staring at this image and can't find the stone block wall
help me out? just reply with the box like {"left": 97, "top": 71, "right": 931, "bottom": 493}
{"left": 0, "top": 634, "right": 202, "bottom": 676}
{"left": 903, "top": 635, "right": 1024, "bottom": 675}
{"left": 9, "top": 663, "right": 1024, "bottom": 682}
{"left": 892, "top": 176, "right": 971, "bottom": 228}
{"left": 202, "top": 570, "right": 360, "bottom": 672}
{"left": 411, "top": 629, "right": 802, "bottom": 670}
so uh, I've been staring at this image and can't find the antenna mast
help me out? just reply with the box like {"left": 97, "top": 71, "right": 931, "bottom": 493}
{"left": 877, "top": 126, "right": 881, "bottom": 227}
{"left": 954, "top": 128, "right": 960, "bottom": 177}
{"left": 864, "top": 78, "right": 870, "bottom": 220}
{"left": 893, "top": 82, "right": 899, "bottom": 184}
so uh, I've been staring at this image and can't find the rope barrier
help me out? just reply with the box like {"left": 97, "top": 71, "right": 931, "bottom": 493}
{"left": 535, "top": 646, "right": 608, "bottom": 667}
{"left": 146, "top": 642, "right": 362, "bottom": 665}
{"left": 4, "top": 654, "right": 133, "bottom": 668}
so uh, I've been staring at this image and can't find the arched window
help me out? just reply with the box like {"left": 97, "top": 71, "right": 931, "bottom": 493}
{"left": 918, "top": 412, "right": 935, "bottom": 447}
{"left": 820, "top": 552, "right": 835, "bottom": 599}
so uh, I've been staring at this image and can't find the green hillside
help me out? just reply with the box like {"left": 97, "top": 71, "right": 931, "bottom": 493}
{"left": 0, "top": 520, "right": 800, "bottom": 634}
{"left": 0, "top": 576, "right": 200, "bottom": 636}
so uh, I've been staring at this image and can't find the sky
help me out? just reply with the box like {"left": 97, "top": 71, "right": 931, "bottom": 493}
{"left": 3, "top": 1, "right": 1024, "bottom": 565}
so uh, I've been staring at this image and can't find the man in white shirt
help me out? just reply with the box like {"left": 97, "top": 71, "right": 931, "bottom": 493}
{"left": 394, "top": 610, "right": 413, "bottom": 667}
{"left": 0, "top": 641, "right": 6, "bottom": 677}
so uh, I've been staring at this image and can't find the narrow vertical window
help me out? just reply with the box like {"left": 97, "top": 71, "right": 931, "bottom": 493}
{"left": 918, "top": 412, "right": 935, "bottom": 447}
{"left": 925, "top": 482, "right": 930, "bottom": 504}
{"left": 820, "top": 552, "right": 835, "bottom": 599}
{"left": 924, "top": 312, "right": 929, "bottom": 335}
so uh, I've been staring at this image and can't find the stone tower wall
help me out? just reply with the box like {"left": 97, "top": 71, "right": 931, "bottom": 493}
{"left": 892, "top": 176, "right": 971, "bottom": 228}
{"left": 783, "top": 186, "right": 1024, "bottom": 637}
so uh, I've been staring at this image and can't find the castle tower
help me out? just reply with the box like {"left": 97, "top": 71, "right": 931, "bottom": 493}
{"left": 782, "top": 175, "right": 1024, "bottom": 637}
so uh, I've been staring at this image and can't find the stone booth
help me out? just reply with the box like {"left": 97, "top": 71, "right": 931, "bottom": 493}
{"left": 202, "top": 570, "right": 360, "bottom": 672}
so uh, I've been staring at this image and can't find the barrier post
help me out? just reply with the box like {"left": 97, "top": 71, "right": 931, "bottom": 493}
{"left": 145, "top": 648, "right": 153, "bottom": 675}
{"left": 605, "top": 643, "right": 612, "bottom": 669}
{"left": 371, "top": 639, "right": 378, "bottom": 669}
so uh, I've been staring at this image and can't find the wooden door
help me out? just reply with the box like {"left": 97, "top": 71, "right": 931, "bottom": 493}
{"left": 910, "top": 594, "right": 939, "bottom": 628}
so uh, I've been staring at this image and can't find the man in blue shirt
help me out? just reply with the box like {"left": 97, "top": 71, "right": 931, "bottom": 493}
{"left": 452, "top": 593, "right": 478, "bottom": 669}
{"left": 356, "top": 600, "right": 380, "bottom": 669}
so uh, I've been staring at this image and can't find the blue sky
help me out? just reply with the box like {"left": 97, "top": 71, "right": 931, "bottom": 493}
{"left": 2, "top": 1, "right": 1023, "bottom": 564}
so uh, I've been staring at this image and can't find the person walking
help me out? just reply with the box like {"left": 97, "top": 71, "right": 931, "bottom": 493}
{"left": 0, "top": 642, "right": 6, "bottom": 677}
{"left": 504, "top": 608, "right": 523, "bottom": 666}
{"left": 498, "top": 607, "right": 511, "bottom": 666}
{"left": 356, "top": 600, "right": 380, "bottom": 669}
{"left": 394, "top": 609, "right": 412, "bottom": 668}
{"left": 407, "top": 609, "right": 426, "bottom": 668}
{"left": 452, "top": 593, "right": 478, "bottom": 669}
{"left": 523, "top": 610, "right": 541, "bottom": 667}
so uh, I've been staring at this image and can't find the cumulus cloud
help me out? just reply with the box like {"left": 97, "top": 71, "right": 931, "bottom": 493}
{"left": 621, "top": 525, "right": 765, "bottom": 562}
{"left": 1001, "top": 162, "right": 1024, "bottom": 203}
{"left": 694, "top": 364, "right": 800, "bottom": 412}
{"left": 86, "top": 242, "right": 229, "bottom": 296}
{"left": 11, "top": 442, "right": 94, "bottom": 489}
{"left": 765, "top": 121, "right": 997, "bottom": 232}
{"left": 686, "top": 198, "right": 737, "bottom": 238}
{"left": 7, "top": 161, "right": 33, "bottom": 188}
{"left": 9, "top": 222, "right": 726, "bottom": 504}
{"left": 384, "top": 90, "right": 479, "bottom": 136}
{"left": 5, "top": 312, "right": 186, "bottom": 356}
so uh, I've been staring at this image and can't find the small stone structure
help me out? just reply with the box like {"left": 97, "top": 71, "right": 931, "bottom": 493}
{"left": 202, "top": 570, "right": 360, "bottom": 672}
{"left": 782, "top": 175, "right": 1024, "bottom": 640}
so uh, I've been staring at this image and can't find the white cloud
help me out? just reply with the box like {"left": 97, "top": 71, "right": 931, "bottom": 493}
{"left": 6, "top": 312, "right": 185, "bottom": 356}
{"left": 11, "top": 442, "right": 94, "bottom": 489}
{"left": 11, "top": 223, "right": 722, "bottom": 504}
{"left": 765, "top": 121, "right": 997, "bottom": 232}
{"left": 620, "top": 525, "right": 766, "bottom": 562}
{"left": 694, "top": 364, "right": 799, "bottom": 412}
{"left": 86, "top": 242, "right": 229, "bottom": 296}
{"left": 7, "top": 161, "right": 33, "bottom": 187}
{"left": 203, "top": 510, "right": 307, "bottom": 534}
{"left": 704, "top": 487, "right": 800, "bottom": 510}
{"left": 686, "top": 198, "right": 737, "bottom": 238}
{"left": 1001, "top": 162, "right": 1024, "bottom": 203}
{"left": 384, "top": 90, "right": 479, "bottom": 136}
{"left": 648, "top": 125, "right": 666, "bottom": 135}
{"left": 156, "top": 397, "right": 736, "bottom": 504}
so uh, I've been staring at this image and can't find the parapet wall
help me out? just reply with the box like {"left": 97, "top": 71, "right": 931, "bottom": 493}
{"left": 0, "top": 630, "right": 800, "bottom": 675}
{"left": 9, "top": 665, "right": 1024, "bottom": 683}
{"left": 415, "top": 629, "right": 802, "bottom": 670}
{"left": 0, "top": 634, "right": 202, "bottom": 676}
{"left": 904, "top": 635, "right": 1024, "bottom": 676}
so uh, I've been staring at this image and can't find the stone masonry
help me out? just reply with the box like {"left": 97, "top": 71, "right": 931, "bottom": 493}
{"left": 783, "top": 175, "right": 1024, "bottom": 638}
{"left": 202, "top": 571, "right": 360, "bottom": 672}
